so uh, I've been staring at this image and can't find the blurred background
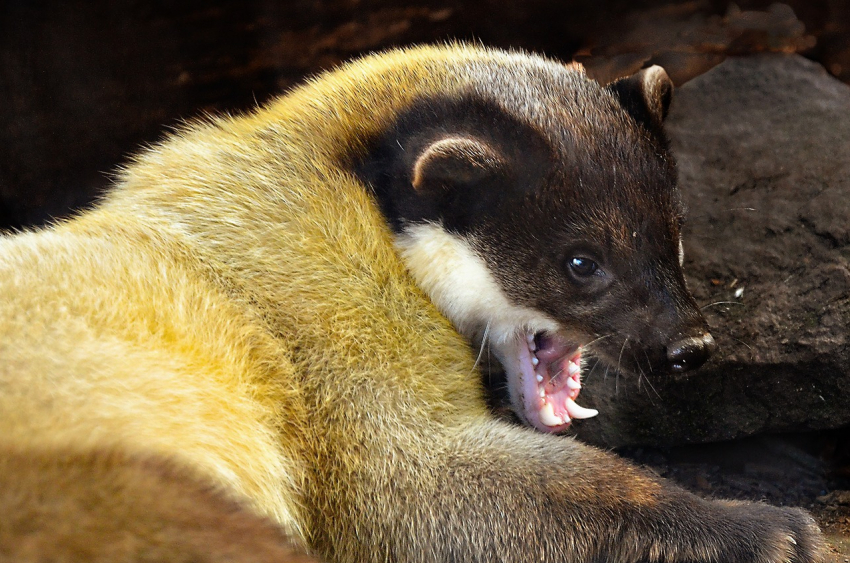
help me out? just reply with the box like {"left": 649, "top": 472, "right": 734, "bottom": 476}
{"left": 3, "top": 0, "right": 850, "bottom": 556}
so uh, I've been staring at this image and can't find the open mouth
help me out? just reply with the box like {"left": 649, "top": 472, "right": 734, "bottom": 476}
{"left": 506, "top": 331, "right": 598, "bottom": 433}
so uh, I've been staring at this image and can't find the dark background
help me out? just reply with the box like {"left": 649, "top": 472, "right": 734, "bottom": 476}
{"left": 2, "top": 0, "right": 849, "bottom": 230}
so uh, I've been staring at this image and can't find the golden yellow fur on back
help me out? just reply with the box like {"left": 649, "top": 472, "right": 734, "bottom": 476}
{"left": 0, "top": 44, "right": 494, "bottom": 555}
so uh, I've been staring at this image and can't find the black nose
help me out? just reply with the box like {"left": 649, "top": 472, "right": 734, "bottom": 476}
{"left": 666, "top": 333, "right": 716, "bottom": 374}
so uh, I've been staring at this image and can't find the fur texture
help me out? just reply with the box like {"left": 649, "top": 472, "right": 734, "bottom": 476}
{"left": 0, "top": 446, "right": 316, "bottom": 563}
{"left": 0, "top": 45, "right": 823, "bottom": 562}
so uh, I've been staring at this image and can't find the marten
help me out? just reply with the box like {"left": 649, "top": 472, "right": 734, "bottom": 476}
{"left": 0, "top": 44, "right": 822, "bottom": 562}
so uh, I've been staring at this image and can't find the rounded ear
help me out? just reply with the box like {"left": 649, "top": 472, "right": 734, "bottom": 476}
{"left": 412, "top": 136, "right": 504, "bottom": 192}
{"left": 606, "top": 65, "right": 674, "bottom": 129}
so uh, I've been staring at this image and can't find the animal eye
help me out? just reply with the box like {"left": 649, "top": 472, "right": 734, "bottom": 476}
{"left": 568, "top": 256, "right": 598, "bottom": 277}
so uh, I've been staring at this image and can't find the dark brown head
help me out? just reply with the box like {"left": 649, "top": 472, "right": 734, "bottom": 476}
{"left": 357, "top": 56, "right": 713, "bottom": 432}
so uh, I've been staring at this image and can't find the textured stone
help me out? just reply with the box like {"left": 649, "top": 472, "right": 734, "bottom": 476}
{"left": 576, "top": 54, "right": 850, "bottom": 448}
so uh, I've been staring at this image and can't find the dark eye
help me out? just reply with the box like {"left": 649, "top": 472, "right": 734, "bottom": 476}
{"left": 568, "top": 256, "right": 598, "bottom": 277}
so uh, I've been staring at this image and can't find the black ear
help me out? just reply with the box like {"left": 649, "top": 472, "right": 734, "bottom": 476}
{"left": 412, "top": 136, "right": 504, "bottom": 193}
{"left": 606, "top": 65, "right": 673, "bottom": 131}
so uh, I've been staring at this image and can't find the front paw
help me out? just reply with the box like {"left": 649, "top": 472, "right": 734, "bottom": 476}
{"left": 720, "top": 501, "right": 824, "bottom": 563}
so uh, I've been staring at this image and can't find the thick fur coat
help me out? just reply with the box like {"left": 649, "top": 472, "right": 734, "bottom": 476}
{"left": 0, "top": 45, "right": 822, "bottom": 562}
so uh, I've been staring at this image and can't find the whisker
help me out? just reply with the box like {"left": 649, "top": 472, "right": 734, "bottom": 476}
{"left": 616, "top": 336, "right": 629, "bottom": 374}
{"left": 579, "top": 335, "right": 613, "bottom": 386}
{"left": 729, "top": 336, "right": 752, "bottom": 352}
{"left": 641, "top": 348, "right": 652, "bottom": 373}
{"left": 637, "top": 369, "right": 657, "bottom": 404}
{"left": 471, "top": 321, "right": 491, "bottom": 374}
{"left": 487, "top": 328, "right": 493, "bottom": 372}
{"left": 641, "top": 369, "right": 662, "bottom": 402}
{"left": 615, "top": 337, "right": 629, "bottom": 396}
{"left": 583, "top": 333, "right": 613, "bottom": 349}
{"left": 584, "top": 357, "right": 602, "bottom": 383}
{"left": 703, "top": 324, "right": 753, "bottom": 359}
{"left": 724, "top": 334, "right": 758, "bottom": 361}
{"left": 701, "top": 301, "right": 744, "bottom": 310}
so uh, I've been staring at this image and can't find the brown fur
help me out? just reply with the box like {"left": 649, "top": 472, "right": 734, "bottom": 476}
{"left": 0, "top": 44, "right": 823, "bottom": 562}
{"left": 0, "top": 446, "right": 317, "bottom": 563}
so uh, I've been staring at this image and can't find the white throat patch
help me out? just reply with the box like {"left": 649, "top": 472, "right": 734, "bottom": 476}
{"left": 394, "top": 222, "right": 558, "bottom": 347}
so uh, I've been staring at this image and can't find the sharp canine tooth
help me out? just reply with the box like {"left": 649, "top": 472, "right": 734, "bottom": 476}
{"left": 536, "top": 374, "right": 544, "bottom": 383}
{"left": 567, "top": 378, "right": 581, "bottom": 390}
{"left": 526, "top": 334, "right": 535, "bottom": 343}
{"left": 531, "top": 357, "right": 539, "bottom": 366}
{"left": 568, "top": 362, "right": 580, "bottom": 376}
{"left": 539, "top": 402, "right": 563, "bottom": 427}
{"left": 539, "top": 388, "right": 545, "bottom": 398}
{"left": 565, "top": 398, "right": 598, "bottom": 420}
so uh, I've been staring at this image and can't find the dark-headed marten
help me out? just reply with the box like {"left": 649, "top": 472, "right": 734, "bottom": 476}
{"left": 0, "top": 45, "right": 822, "bottom": 562}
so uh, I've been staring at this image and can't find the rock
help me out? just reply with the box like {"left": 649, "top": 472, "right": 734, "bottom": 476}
{"left": 575, "top": 54, "right": 850, "bottom": 448}
{"left": 578, "top": 3, "right": 815, "bottom": 86}
{"left": 818, "top": 491, "right": 850, "bottom": 506}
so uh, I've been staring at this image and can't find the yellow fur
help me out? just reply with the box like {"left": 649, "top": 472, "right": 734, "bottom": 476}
{"left": 0, "top": 44, "right": 499, "bottom": 553}
{"left": 0, "top": 446, "right": 318, "bottom": 563}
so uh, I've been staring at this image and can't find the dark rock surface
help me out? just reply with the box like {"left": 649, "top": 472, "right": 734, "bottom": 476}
{"left": 576, "top": 53, "right": 850, "bottom": 448}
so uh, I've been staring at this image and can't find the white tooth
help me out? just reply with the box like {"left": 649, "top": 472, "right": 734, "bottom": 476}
{"left": 565, "top": 398, "right": 598, "bottom": 420}
{"left": 539, "top": 403, "right": 563, "bottom": 427}
{"left": 526, "top": 334, "right": 535, "bottom": 343}
{"left": 567, "top": 362, "right": 580, "bottom": 376}
{"left": 531, "top": 357, "right": 539, "bottom": 366}
{"left": 567, "top": 378, "right": 581, "bottom": 390}
{"left": 539, "top": 388, "right": 546, "bottom": 398}
{"left": 536, "top": 374, "right": 544, "bottom": 383}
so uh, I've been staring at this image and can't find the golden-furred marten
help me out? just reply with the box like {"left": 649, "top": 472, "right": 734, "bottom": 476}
{"left": 0, "top": 44, "right": 822, "bottom": 562}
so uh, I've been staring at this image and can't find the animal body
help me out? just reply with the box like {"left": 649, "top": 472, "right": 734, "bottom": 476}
{"left": 0, "top": 45, "right": 822, "bottom": 562}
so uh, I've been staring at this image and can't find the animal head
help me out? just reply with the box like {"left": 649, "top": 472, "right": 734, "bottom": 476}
{"left": 358, "top": 57, "right": 714, "bottom": 434}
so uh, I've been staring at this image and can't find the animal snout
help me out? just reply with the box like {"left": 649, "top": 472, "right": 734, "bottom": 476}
{"left": 665, "top": 333, "right": 716, "bottom": 374}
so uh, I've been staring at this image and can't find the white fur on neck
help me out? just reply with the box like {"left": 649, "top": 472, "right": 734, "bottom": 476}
{"left": 394, "top": 222, "right": 558, "bottom": 346}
